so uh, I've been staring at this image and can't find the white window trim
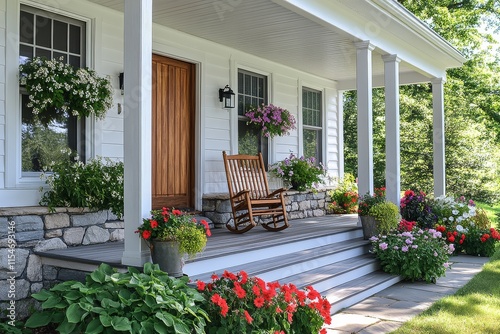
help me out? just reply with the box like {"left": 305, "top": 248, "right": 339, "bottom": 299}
{"left": 5, "top": 1, "right": 93, "bottom": 188}
{"left": 298, "top": 80, "right": 326, "bottom": 163}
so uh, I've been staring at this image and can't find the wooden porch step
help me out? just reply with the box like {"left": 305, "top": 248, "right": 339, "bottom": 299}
{"left": 188, "top": 237, "right": 371, "bottom": 282}
{"left": 323, "top": 271, "right": 402, "bottom": 314}
{"left": 35, "top": 215, "right": 402, "bottom": 315}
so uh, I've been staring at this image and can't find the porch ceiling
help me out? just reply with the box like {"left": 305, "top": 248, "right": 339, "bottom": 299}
{"left": 89, "top": 0, "right": 461, "bottom": 89}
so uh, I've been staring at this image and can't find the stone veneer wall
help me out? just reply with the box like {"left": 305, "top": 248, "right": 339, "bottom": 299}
{"left": 0, "top": 207, "right": 124, "bottom": 319}
{"left": 202, "top": 188, "right": 332, "bottom": 227}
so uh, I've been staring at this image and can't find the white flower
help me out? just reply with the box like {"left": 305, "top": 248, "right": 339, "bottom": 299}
{"left": 449, "top": 216, "right": 454, "bottom": 222}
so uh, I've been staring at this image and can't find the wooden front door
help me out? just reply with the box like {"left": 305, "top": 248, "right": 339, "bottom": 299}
{"left": 152, "top": 54, "right": 195, "bottom": 209}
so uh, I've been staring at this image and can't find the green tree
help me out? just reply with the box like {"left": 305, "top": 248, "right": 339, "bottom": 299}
{"left": 344, "top": 0, "right": 500, "bottom": 202}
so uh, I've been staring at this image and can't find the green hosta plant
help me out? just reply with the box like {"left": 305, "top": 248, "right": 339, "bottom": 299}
{"left": 368, "top": 201, "right": 399, "bottom": 234}
{"left": 25, "top": 263, "right": 208, "bottom": 334}
{"left": 370, "top": 227, "right": 454, "bottom": 283}
{"left": 39, "top": 149, "right": 124, "bottom": 218}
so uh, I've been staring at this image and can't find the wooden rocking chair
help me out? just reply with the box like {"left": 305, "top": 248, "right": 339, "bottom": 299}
{"left": 222, "top": 151, "right": 289, "bottom": 233}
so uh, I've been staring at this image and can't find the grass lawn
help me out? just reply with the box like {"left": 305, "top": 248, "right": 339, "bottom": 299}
{"left": 392, "top": 202, "right": 500, "bottom": 334}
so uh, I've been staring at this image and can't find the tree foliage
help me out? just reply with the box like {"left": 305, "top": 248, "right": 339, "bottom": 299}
{"left": 344, "top": 0, "right": 500, "bottom": 203}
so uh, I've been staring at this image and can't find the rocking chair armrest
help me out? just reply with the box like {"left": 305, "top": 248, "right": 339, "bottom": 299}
{"left": 266, "top": 188, "right": 287, "bottom": 198}
{"left": 231, "top": 189, "right": 250, "bottom": 200}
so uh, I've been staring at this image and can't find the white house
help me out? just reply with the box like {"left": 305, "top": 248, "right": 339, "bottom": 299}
{"left": 0, "top": 0, "right": 465, "bottom": 266}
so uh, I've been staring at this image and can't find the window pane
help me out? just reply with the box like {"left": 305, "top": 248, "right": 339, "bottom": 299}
{"left": 69, "top": 55, "right": 81, "bottom": 68}
{"left": 69, "top": 25, "right": 81, "bottom": 54}
{"left": 303, "top": 88, "right": 322, "bottom": 163}
{"left": 20, "top": 45, "right": 33, "bottom": 61}
{"left": 303, "top": 128, "right": 321, "bottom": 163}
{"left": 20, "top": 11, "right": 34, "bottom": 44}
{"left": 35, "top": 48, "right": 51, "bottom": 59}
{"left": 53, "top": 20, "right": 68, "bottom": 51}
{"left": 244, "top": 74, "right": 251, "bottom": 95}
{"left": 238, "top": 120, "right": 259, "bottom": 156}
{"left": 21, "top": 95, "right": 69, "bottom": 172}
{"left": 35, "top": 15, "right": 51, "bottom": 48}
{"left": 53, "top": 52, "right": 67, "bottom": 63}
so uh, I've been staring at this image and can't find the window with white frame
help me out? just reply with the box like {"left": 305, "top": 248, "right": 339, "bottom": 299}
{"left": 302, "top": 88, "right": 323, "bottom": 163}
{"left": 237, "top": 69, "right": 268, "bottom": 165}
{"left": 19, "top": 5, "right": 86, "bottom": 173}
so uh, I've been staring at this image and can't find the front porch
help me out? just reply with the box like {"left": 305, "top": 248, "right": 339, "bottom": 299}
{"left": 35, "top": 214, "right": 401, "bottom": 315}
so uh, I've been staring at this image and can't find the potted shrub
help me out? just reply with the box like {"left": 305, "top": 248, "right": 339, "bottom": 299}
{"left": 270, "top": 153, "right": 327, "bottom": 191}
{"left": 136, "top": 207, "right": 211, "bottom": 277}
{"left": 368, "top": 201, "right": 400, "bottom": 235}
{"left": 357, "top": 187, "right": 386, "bottom": 239}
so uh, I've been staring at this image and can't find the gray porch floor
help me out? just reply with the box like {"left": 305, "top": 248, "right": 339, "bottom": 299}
{"left": 35, "top": 214, "right": 360, "bottom": 268}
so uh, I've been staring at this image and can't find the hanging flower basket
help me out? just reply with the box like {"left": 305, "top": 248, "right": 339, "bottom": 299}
{"left": 19, "top": 57, "right": 113, "bottom": 125}
{"left": 245, "top": 103, "right": 296, "bottom": 138}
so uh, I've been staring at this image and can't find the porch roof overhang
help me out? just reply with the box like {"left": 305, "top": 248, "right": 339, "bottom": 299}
{"left": 89, "top": 0, "right": 465, "bottom": 89}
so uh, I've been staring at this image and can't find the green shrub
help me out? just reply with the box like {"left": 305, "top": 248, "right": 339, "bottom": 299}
{"left": 25, "top": 263, "right": 208, "bottom": 334}
{"left": 472, "top": 207, "right": 492, "bottom": 230}
{"left": 368, "top": 201, "right": 399, "bottom": 234}
{"left": 357, "top": 187, "right": 386, "bottom": 216}
{"left": 39, "top": 149, "right": 124, "bottom": 218}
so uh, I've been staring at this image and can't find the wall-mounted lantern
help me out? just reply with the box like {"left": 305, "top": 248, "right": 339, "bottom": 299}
{"left": 218, "top": 85, "right": 235, "bottom": 109}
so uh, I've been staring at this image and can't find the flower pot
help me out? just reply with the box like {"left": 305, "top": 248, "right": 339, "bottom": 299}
{"left": 150, "top": 239, "right": 183, "bottom": 278}
{"left": 360, "top": 215, "right": 378, "bottom": 240}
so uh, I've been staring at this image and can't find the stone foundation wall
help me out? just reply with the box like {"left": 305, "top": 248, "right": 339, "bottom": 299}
{"left": 202, "top": 189, "right": 333, "bottom": 227}
{"left": 0, "top": 207, "right": 124, "bottom": 320}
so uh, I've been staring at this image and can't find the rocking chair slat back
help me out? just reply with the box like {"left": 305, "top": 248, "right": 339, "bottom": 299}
{"left": 225, "top": 153, "right": 269, "bottom": 199}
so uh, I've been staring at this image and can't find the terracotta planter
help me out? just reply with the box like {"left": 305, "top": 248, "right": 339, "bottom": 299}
{"left": 360, "top": 215, "right": 378, "bottom": 240}
{"left": 150, "top": 239, "right": 184, "bottom": 278}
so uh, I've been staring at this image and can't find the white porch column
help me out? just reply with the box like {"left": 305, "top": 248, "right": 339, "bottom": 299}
{"left": 432, "top": 78, "right": 446, "bottom": 196}
{"left": 355, "top": 41, "right": 375, "bottom": 196}
{"left": 121, "top": 0, "right": 153, "bottom": 266}
{"left": 383, "top": 55, "right": 401, "bottom": 206}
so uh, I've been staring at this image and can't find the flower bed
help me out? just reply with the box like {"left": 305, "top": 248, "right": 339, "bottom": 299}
{"left": 197, "top": 270, "right": 331, "bottom": 333}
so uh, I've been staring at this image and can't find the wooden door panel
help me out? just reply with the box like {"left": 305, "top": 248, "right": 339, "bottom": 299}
{"left": 152, "top": 55, "right": 195, "bottom": 209}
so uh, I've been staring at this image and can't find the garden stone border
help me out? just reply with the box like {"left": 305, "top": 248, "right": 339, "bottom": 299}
{"left": 0, "top": 208, "right": 123, "bottom": 319}
{"left": 202, "top": 188, "right": 333, "bottom": 227}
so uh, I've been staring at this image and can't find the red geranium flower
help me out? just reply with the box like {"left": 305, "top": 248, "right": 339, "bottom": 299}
{"left": 254, "top": 296, "right": 265, "bottom": 308}
{"left": 142, "top": 230, "right": 151, "bottom": 239}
